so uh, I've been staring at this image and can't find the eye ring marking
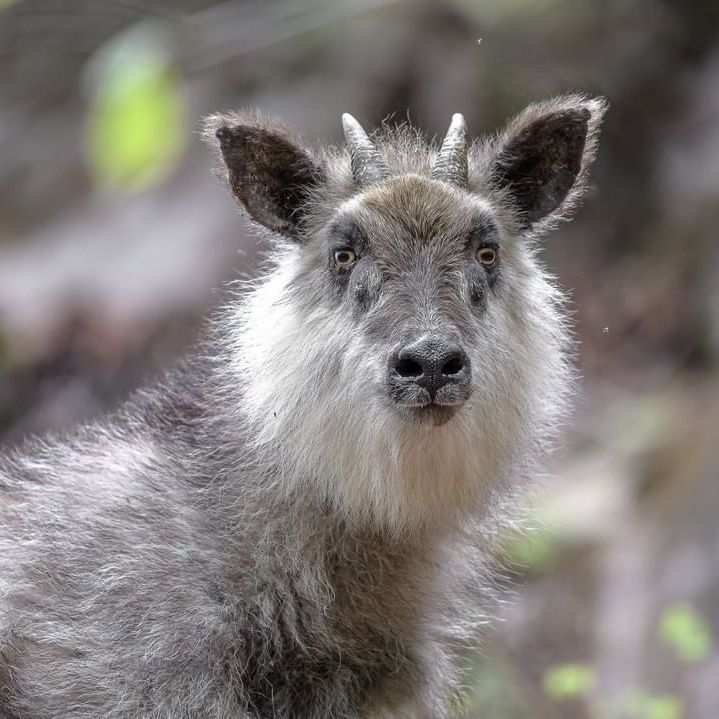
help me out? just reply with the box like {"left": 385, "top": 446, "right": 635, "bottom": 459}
{"left": 476, "top": 246, "right": 498, "bottom": 267}
{"left": 334, "top": 248, "right": 358, "bottom": 268}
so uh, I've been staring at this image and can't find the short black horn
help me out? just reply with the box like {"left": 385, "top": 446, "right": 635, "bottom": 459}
{"left": 342, "top": 113, "right": 389, "bottom": 188}
{"left": 431, "top": 113, "right": 468, "bottom": 188}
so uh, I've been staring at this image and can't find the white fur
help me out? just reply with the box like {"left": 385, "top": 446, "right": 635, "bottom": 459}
{"left": 228, "top": 238, "right": 571, "bottom": 535}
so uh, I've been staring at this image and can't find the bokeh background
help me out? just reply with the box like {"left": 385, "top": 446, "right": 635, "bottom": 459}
{"left": 1, "top": 0, "right": 719, "bottom": 717}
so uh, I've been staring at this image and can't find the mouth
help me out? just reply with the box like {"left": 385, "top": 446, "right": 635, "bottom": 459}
{"left": 388, "top": 380, "right": 470, "bottom": 427}
{"left": 394, "top": 401, "right": 461, "bottom": 427}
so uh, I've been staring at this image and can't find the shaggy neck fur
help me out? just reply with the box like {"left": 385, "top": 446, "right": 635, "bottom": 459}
{"left": 0, "top": 96, "right": 604, "bottom": 719}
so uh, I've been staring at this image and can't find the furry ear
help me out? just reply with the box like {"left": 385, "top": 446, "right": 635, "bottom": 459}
{"left": 207, "top": 114, "right": 324, "bottom": 239}
{"left": 488, "top": 95, "right": 607, "bottom": 228}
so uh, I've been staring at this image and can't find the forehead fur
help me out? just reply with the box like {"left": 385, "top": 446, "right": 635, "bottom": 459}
{"left": 355, "top": 175, "right": 486, "bottom": 238}
{"left": 327, "top": 176, "right": 498, "bottom": 267}
{"left": 301, "top": 123, "right": 522, "bottom": 244}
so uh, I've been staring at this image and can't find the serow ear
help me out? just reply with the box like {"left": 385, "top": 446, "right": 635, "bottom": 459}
{"left": 213, "top": 121, "right": 324, "bottom": 239}
{"left": 489, "top": 95, "right": 607, "bottom": 228}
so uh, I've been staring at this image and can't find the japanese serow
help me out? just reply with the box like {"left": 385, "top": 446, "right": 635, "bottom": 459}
{"left": 0, "top": 94, "right": 606, "bottom": 718}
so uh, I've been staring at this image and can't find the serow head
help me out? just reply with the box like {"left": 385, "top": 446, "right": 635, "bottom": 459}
{"left": 207, "top": 96, "right": 606, "bottom": 429}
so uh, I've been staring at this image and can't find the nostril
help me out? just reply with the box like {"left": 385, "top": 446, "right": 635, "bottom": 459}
{"left": 395, "top": 357, "right": 423, "bottom": 378}
{"left": 441, "top": 356, "right": 465, "bottom": 376}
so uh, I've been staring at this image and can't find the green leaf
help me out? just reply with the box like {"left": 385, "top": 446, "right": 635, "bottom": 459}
{"left": 542, "top": 663, "right": 596, "bottom": 701}
{"left": 659, "top": 603, "right": 712, "bottom": 663}
{"left": 455, "top": 652, "right": 535, "bottom": 719}
{"left": 85, "top": 23, "right": 186, "bottom": 190}
{"left": 447, "top": 690, "right": 478, "bottom": 717}
{"left": 621, "top": 689, "right": 684, "bottom": 719}
{"left": 502, "top": 503, "right": 566, "bottom": 573}
{"left": 505, "top": 529, "right": 557, "bottom": 572}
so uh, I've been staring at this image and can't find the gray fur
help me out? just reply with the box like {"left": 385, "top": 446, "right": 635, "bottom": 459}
{"left": 0, "top": 95, "right": 606, "bottom": 718}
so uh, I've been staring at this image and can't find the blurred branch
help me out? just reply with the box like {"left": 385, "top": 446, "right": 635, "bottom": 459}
{"left": 184, "top": 0, "right": 404, "bottom": 71}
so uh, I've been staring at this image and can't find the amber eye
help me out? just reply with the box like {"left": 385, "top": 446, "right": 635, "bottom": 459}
{"left": 334, "top": 248, "right": 358, "bottom": 268}
{"left": 476, "top": 246, "right": 497, "bottom": 267}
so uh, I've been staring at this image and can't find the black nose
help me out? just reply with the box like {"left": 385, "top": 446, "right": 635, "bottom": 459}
{"left": 390, "top": 337, "right": 470, "bottom": 399}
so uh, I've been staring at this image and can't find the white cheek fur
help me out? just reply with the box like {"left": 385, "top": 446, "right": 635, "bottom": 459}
{"left": 225, "top": 244, "right": 572, "bottom": 536}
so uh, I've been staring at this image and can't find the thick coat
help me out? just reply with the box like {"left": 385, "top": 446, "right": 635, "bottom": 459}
{"left": 0, "top": 95, "right": 606, "bottom": 718}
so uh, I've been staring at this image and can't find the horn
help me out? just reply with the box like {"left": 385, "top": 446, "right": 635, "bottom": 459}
{"left": 432, "top": 113, "right": 468, "bottom": 188}
{"left": 342, "top": 113, "right": 389, "bottom": 188}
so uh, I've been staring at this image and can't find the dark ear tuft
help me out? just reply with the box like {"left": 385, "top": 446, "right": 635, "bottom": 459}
{"left": 206, "top": 113, "right": 324, "bottom": 239}
{"left": 488, "top": 96, "right": 607, "bottom": 228}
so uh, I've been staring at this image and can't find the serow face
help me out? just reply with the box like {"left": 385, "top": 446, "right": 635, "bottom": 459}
{"left": 210, "top": 97, "right": 606, "bottom": 428}
{"left": 324, "top": 177, "right": 500, "bottom": 427}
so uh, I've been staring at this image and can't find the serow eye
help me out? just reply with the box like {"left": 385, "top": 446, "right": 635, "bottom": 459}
{"left": 334, "top": 248, "right": 358, "bottom": 268}
{"left": 476, "top": 246, "right": 497, "bottom": 267}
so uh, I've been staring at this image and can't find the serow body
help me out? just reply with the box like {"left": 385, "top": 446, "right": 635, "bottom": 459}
{"left": 0, "top": 95, "right": 606, "bottom": 718}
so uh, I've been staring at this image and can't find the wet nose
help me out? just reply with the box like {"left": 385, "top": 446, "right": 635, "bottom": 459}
{"left": 390, "top": 337, "right": 470, "bottom": 399}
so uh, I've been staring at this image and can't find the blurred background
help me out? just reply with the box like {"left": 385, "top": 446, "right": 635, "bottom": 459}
{"left": 1, "top": 0, "right": 718, "bottom": 716}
